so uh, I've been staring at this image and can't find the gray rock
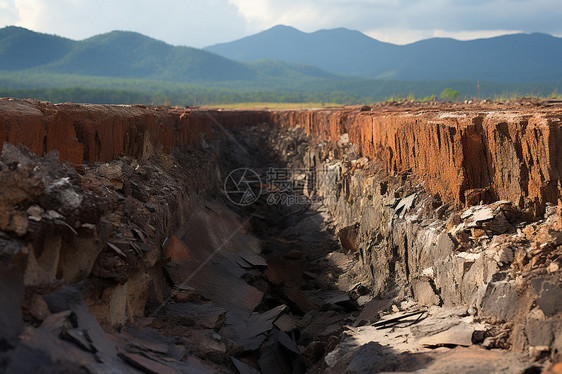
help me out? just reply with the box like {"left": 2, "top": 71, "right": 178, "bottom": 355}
{"left": 412, "top": 278, "right": 441, "bottom": 306}
{"left": 483, "top": 211, "right": 511, "bottom": 234}
{"left": 418, "top": 323, "right": 475, "bottom": 347}
{"left": 0, "top": 238, "right": 27, "bottom": 344}
{"left": 436, "top": 232, "right": 456, "bottom": 259}
{"left": 461, "top": 253, "right": 499, "bottom": 306}
{"left": 462, "top": 206, "right": 494, "bottom": 224}
{"left": 344, "top": 342, "right": 398, "bottom": 373}
{"left": 231, "top": 357, "right": 260, "bottom": 374}
{"left": 526, "top": 318, "right": 554, "bottom": 347}
{"left": 163, "top": 303, "right": 226, "bottom": 329}
{"left": 479, "top": 281, "right": 519, "bottom": 321}
{"left": 395, "top": 193, "right": 417, "bottom": 218}
{"left": 530, "top": 278, "right": 562, "bottom": 317}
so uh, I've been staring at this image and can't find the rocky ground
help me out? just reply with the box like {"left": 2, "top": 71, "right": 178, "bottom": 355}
{"left": 0, "top": 99, "right": 561, "bottom": 373}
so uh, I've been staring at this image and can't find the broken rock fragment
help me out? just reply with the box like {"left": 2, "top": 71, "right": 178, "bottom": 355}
{"left": 418, "top": 323, "right": 475, "bottom": 347}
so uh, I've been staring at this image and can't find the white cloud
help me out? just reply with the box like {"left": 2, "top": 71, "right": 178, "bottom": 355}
{"left": 5, "top": 0, "right": 249, "bottom": 47}
{"left": 226, "top": 0, "right": 331, "bottom": 32}
{"left": 365, "top": 29, "right": 433, "bottom": 45}
{"left": 14, "top": 0, "right": 47, "bottom": 30}
{"left": 228, "top": 0, "right": 562, "bottom": 42}
{"left": 0, "top": 0, "right": 17, "bottom": 24}
{"left": 432, "top": 29, "right": 523, "bottom": 41}
{"left": 365, "top": 28, "right": 523, "bottom": 45}
{"left": 0, "top": 0, "right": 560, "bottom": 47}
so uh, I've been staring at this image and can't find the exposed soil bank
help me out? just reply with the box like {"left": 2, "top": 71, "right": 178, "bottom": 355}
{"left": 2, "top": 99, "right": 562, "bottom": 214}
{"left": 0, "top": 98, "right": 561, "bottom": 373}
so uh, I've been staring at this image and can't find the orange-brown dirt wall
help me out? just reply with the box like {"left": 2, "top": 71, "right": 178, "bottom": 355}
{"left": 0, "top": 99, "right": 270, "bottom": 164}
{"left": 2, "top": 98, "right": 562, "bottom": 214}
{"left": 269, "top": 107, "right": 562, "bottom": 214}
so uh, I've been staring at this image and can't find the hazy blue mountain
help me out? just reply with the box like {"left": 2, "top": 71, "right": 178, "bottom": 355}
{"left": 0, "top": 27, "right": 337, "bottom": 82}
{"left": 249, "top": 59, "right": 337, "bottom": 79}
{"left": 206, "top": 25, "right": 562, "bottom": 82}
{"left": 34, "top": 30, "right": 257, "bottom": 82}
{"left": 0, "top": 26, "right": 76, "bottom": 70}
{"left": 391, "top": 33, "right": 562, "bottom": 82}
{"left": 206, "top": 25, "right": 397, "bottom": 77}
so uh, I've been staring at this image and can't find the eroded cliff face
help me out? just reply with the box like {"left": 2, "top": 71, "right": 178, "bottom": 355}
{"left": 3, "top": 99, "right": 562, "bottom": 216}
{"left": 0, "top": 98, "right": 561, "bottom": 373}
{"left": 0, "top": 98, "right": 270, "bottom": 164}
{"left": 271, "top": 105, "right": 562, "bottom": 216}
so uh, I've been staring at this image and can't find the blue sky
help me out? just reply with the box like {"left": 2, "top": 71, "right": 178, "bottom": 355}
{"left": 1, "top": 0, "right": 560, "bottom": 47}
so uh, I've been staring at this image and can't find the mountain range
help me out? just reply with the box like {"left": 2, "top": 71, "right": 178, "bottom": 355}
{"left": 0, "top": 26, "right": 335, "bottom": 83}
{"left": 2, "top": 25, "right": 562, "bottom": 84}
{"left": 206, "top": 25, "right": 562, "bottom": 83}
{"left": 0, "top": 25, "right": 561, "bottom": 105}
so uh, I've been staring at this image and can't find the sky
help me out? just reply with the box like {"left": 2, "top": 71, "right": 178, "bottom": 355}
{"left": 0, "top": 0, "right": 561, "bottom": 48}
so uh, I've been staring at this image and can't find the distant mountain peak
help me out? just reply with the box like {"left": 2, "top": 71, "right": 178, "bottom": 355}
{"left": 267, "top": 24, "right": 301, "bottom": 32}
{"left": 84, "top": 29, "right": 161, "bottom": 43}
{"left": 1, "top": 25, "right": 28, "bottom": 33}
{"left": 0, "top": 25, "right": 71, "bottom": 40}
{"left": 0, "top": 25, "right": 76, "bottom": 70}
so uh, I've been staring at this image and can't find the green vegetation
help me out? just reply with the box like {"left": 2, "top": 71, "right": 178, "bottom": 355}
{"left": 204, "top": 102, "right": 338, "bottom": 109}
{"left": 0, "top": 87, "right": 344, "bottom": 106}
{"left": 550, "top": 89, "right": 562, "bottom": 100}
{"left": 491, "top": 88, "right": 562, "bottom": 102}
{"left": 2, "top": 73, "right": 561, "bottom": 106}
{"left": 385, "top": 92, "right": 416, "bottom": 102}
{"left": 440, "top": 88, "right": 460, "bottom": 101}
{"left": 421, "top": 95, "right": 437, "bottom": 102}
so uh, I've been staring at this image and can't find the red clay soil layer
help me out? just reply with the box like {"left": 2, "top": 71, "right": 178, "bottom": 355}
{"left": 272, "top": 103, "right": 562, "bottom": 214}
{"left": 2, "top": 98, "right": 562, "bottom": 215}
{"left": 0, "top": 98, "right": 269, "bottom": 164}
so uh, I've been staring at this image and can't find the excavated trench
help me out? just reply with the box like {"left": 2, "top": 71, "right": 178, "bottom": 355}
{"left": 0, "top": 98, "right": 562, "bottom": 373}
